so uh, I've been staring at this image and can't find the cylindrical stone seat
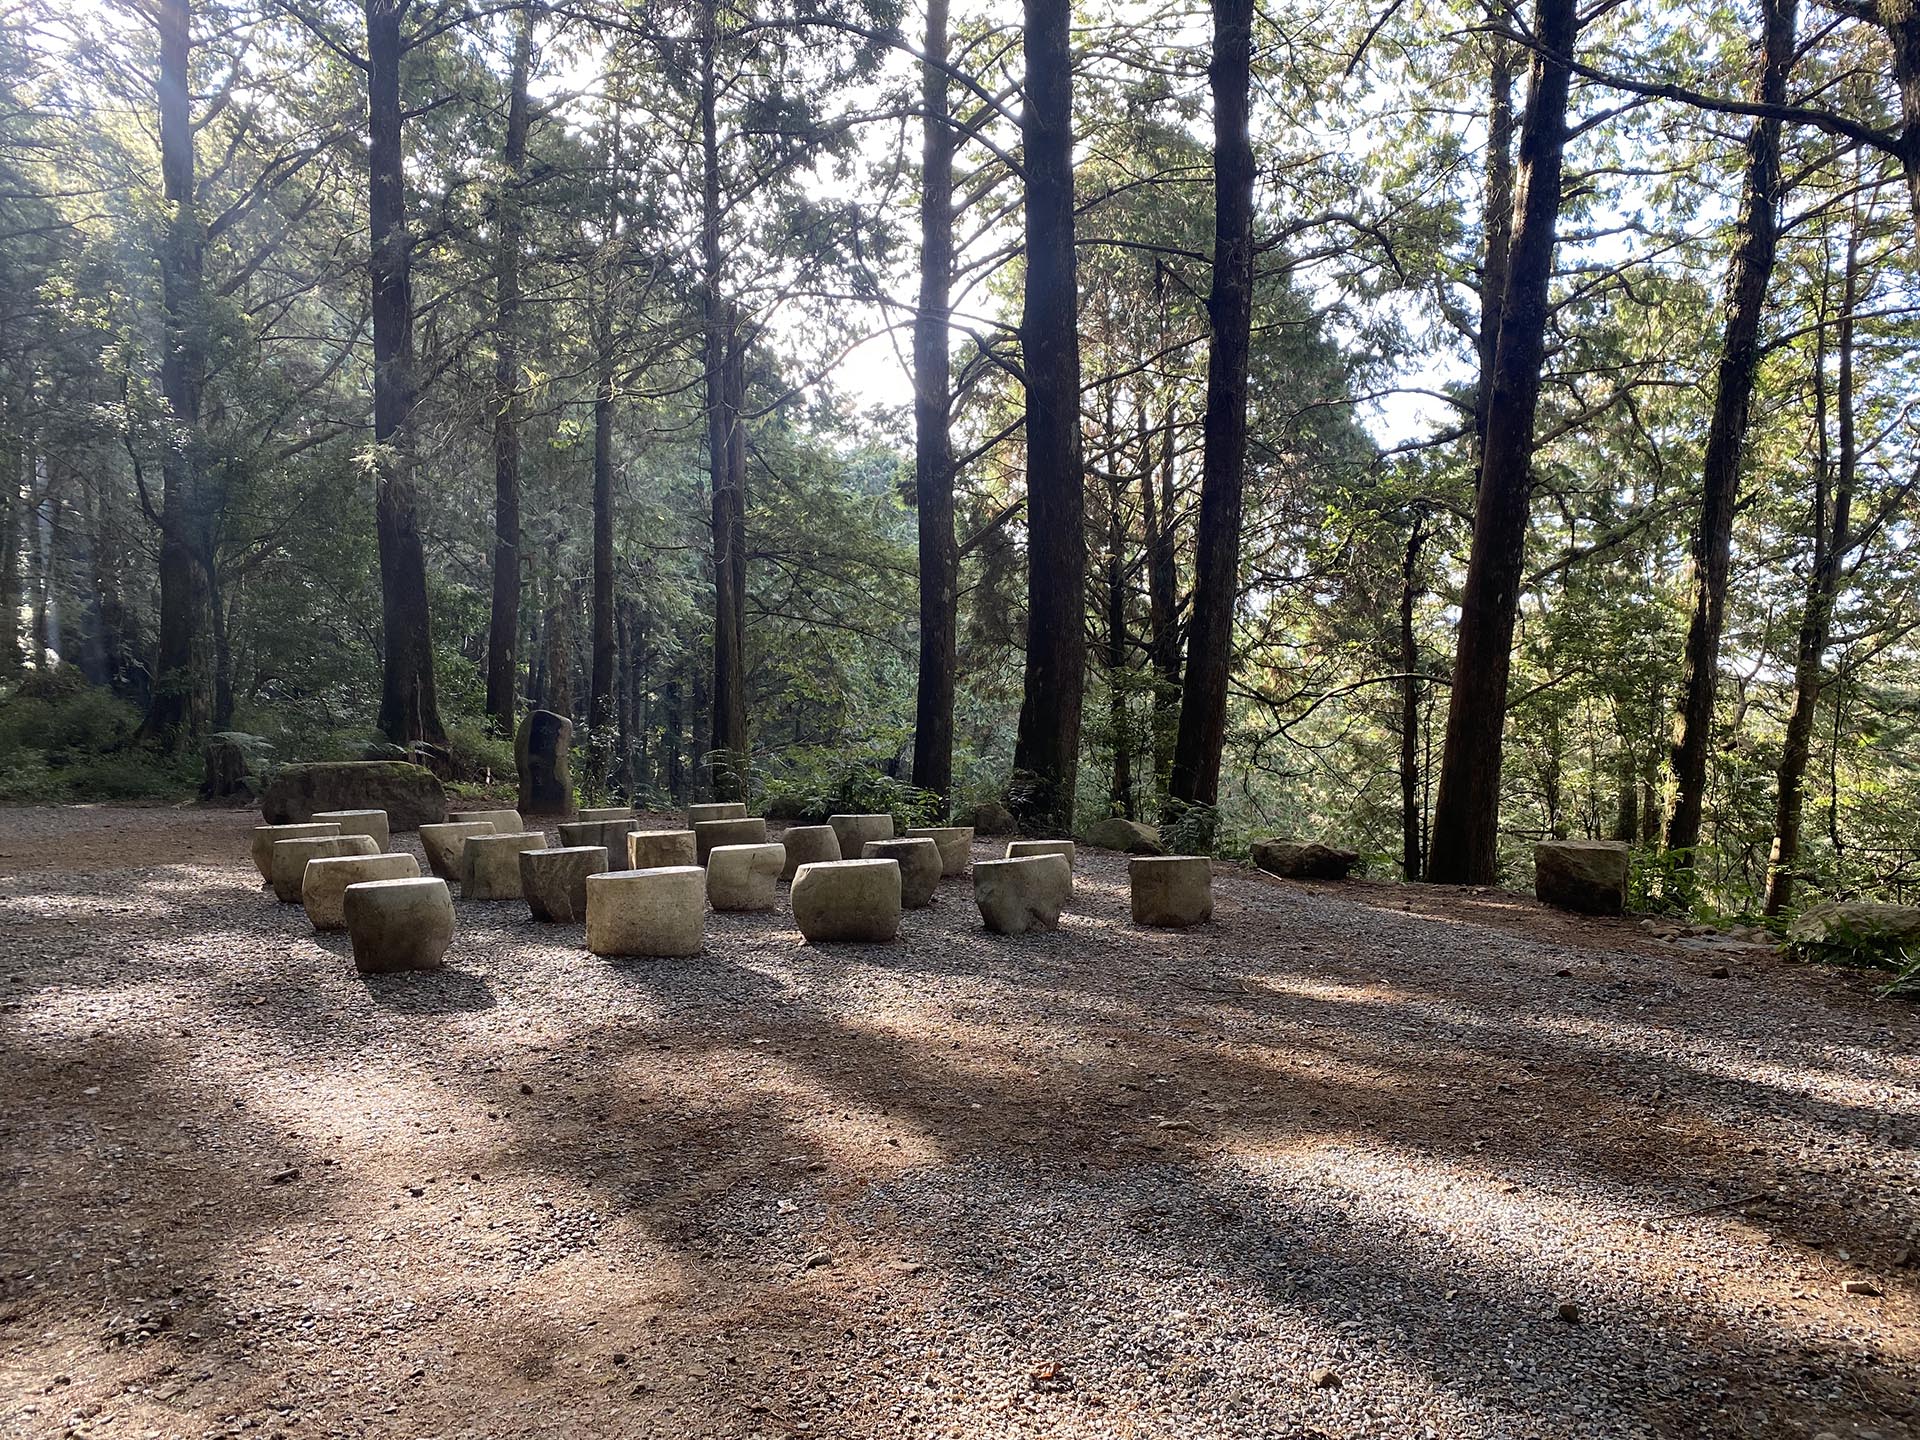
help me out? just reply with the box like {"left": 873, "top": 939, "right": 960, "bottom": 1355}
{"left": 521, "top": 845, "right": 610, "bottom": 922}
{"left": 905, "top": 826, "right": 974, "bottom": 876}
{"left": 707, "top": 843, "right": 786, "bottom": 912}
{"left": 419, "top": 820, "right": 498, "bottom": 880}
{"left": 1129, "top": 855, "right": 1213, "bottom": 928}
{"left": 778, "top": 825, "right": 841, "bottom": 880}
{"left": 302, "top": 851, "right": 419, "bottom": 930}
{"left": 251, "top": 822, "right": 341, "bottom": 880}
{"left": 343, "top": 877, "right": 454, "bottom": 974}
{"left": 975, "top": 854, "right": 1071, "bottom": 935}
{"left": 694, "top": 817, "right": 769, "bottom": 865}
{"left": 462, "top": 831, "right": 548, "bottom": 900}
{"left": 558, "top": 818, "right": 639, "bottom": 854}
{"left": 1006, "top": 839, "right": 1076, "bottom": 894}
{"left": 862, "top": 837, "right": 942, "bottom": 908}
{"left": 628, "top": 829, "right": 697, "bottom": 869}
{"left": 791, "top": 859, "right": 901, "bottom": 944}
{"left": 271, "top": 833, "right": 379, "bottom": 903}
{"left": 828, "top": 813, "right": 894, "bottom": 861}
{"left": 587, "top": 867, "right": 705, "bottom": 957}
{"left": 576, "top": 806, "right": 633, "bottom": 823}
{"left": 455, "top": 808, "right": 524, "bottom": 834}
{"left": 686, "top": 801, "right": 749, "bottom": 826}
{"left": 311, "top": 809, "right": 390, "bottom": 851}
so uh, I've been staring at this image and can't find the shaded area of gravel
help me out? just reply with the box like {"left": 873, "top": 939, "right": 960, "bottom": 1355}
{"left": 1, "top": 804, "right": 1917, "bottom": 1439}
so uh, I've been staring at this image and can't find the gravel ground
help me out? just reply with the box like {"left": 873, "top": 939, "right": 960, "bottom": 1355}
{"left": 1, "top": 803, "right": 1917, "bottom": 1440}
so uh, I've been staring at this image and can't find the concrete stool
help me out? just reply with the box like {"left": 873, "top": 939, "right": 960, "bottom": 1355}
{"left": 791, "top": 859, "right": 900, "bottom": 943}
{"left": 558, "top": 818, "right": 638, "bottom": 854}
{"left": 687, "top": 801, "right": 748, "bottom": 826}
{"left": 455, "top": 808, "right": 524, "bottom": 834}
{"left": 587, "top": 867, "right": 705, "bottom": 957}
{"left": 778, "top": 824, "right": 840, "bottom": 880}
{"left": 343, "top": 877, "right": 454, "bottom": 974}
{"left": 1006, "top": 839, "right": 1076, "bottom": 894}
{"left": 628, "top": 829, "right": 697, "bottom": 869}
{"left": 251, "top": 822, "right": 341, "bottom": 880}
{"left": 905, "top": 826, "right": 974, "bottom": 876}
{"left": 1130, "top": 855, "right": 1213, "bottom": 928}
{"left": 271, "top": 833, "right": 379, "bottom": 902}
{"left": 829, "top": 813, "right": 894, "bottom": 860}
{"left": 707, "top": 842, "right": 785, "bottom": 911}
{"left": 312, "top": 809, "right": 390, "bottom": 851}
{"left": 862, "top": 837, "right": 942, "bottom": 908}
{"left": 303, "top": 851, "right": 419, "bottom": 930}
{"left": 975, "top": 854, "right": 1071, "bottom": 934}
{"left": 576, "top": 806, "right": 633, "bottom": 823}
{"left": 419, "top": 820, "right": 498, "bottom": 880}
{"left": 521, "top": 845, "right": 609, "bottom": 922}
{"left": 462, "top": 831, "right": 548, "bottom": 900}
{"left": 694, "top": 816, "right": 768, "bottom": 865}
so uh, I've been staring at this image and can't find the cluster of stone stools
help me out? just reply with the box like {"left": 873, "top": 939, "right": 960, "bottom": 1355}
{"left": 248, "top": 803, "right": 1214, "bottom": 975}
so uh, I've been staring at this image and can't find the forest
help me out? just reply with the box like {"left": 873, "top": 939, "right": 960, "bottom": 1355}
{"left": 0, "top": 0, "right": 1915, "bottom": 916}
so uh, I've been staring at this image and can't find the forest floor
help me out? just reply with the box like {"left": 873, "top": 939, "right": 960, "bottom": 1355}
{"left": 1, "top": 805, "right": 1917, "bottom": 1440}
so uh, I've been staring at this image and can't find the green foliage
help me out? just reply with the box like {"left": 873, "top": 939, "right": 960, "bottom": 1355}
{"left": 446, "top": 725, "right": 516, "bottom": 787}
{"left": 0, "top": 675, "right": 195, "bottom": 802}
{"left": 756, "top": 748, "right": 939, "bottom": 832}
{"left": 1161, "top": 800, "right": 1222, "bottom": 858}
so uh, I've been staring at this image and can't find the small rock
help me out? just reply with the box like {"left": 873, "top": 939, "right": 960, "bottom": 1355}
{"left": 269, "top": 1168, "right": 300, "bottom": 1185}
{"left": 519, "top": 1083, "right": 534, "bottom": 1096}
{"left": 802, "top": 1250, "right": 832, "bottom": 1270}
{"left": 1311, "top": 1367, "right": 1341, "bottom": 1390}
{"left": 1556, "top": 1300, "right": 1582, "bottom": 1323}
{"left": 1709, "top": 965, "right": 1730, "bottom": 979}
{"left": 1842, "top": 1279, "right": 1882, "bottom": 1296}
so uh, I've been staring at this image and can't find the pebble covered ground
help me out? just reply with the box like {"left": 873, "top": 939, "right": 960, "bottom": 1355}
{"left": 1, "top": 804, "right": 1918, "bottom": 1440}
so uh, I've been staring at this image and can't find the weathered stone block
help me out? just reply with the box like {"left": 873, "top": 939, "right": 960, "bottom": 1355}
{"left": 687, "top": 801, "right": 749, "bottom": 826}
{"left": 628, "top": 829, "right": 698, "bottom": 869}
{"left": 694, "top": 817, "right": 769, "bottom": 865}
{"left": 975, "top": 854, "right": 1071, "bottom": 935}
{"left": 251, "top": 821, "right": 341, "bottom": 880}
{"left": 576, "top": 806, "right": 633, "bottom": 824}
{"left": 1086, "top": 817, "right": 1165, "bottom": 855}
{"left": 520, "top": 845, "right": 610, "bottom": 922}
{"left": 791, "top": 859, "right": 901, "bottom": 943}
{"left": 1006, "top": 840, "right": 1075, "bottom": 894}
{"left": 1533, "top": 840, "right": 1629, "bottom": 916}
{"left": 1787, "top": 901, "right": 1920, "bottom": 959}
{"left": 558, "top": 818, "right": 639, "bottom": 854}
{"left": 1251, "top": 839, "right": 1359, "bottom": 880}
{"left": 419, "top": 820, "right": 498, "bottom": 880}
{"left": 343, "top": 877, "right": 454, "bottom": 974}
{"left": 1129, "top": 855, "right": 1213, "bottom": 928}
{"left": 515, "top": 709, "right": 573, "bottom": 816}
{"left": 967, "top": 800, "right": 1015, "bottom": 835}
{"left": 261, "top": 761, "right": 447, "bottom": 830}
{"left": 302, "top": 852, "right": 419, "bottom": 930}
{"left": 312, "top": 809, "right": 391, "bottom": 851}
{"left": 707, "top": 843, "right": 786, "bottom": 912}
{"left": 462, "top": 831, "right": 549, "bottom": 901}
{"left": 777, "top": 825, "right": 841, "bottom": 880}
{"left": 862, "top": 837, "right": 942, "bottom": 908}
{"left": 456, "top": 808, "right": 524, "bottom": 833}
{"left": 904, "top": 826, "right": 974, "bottom": 876}
{"left": 587, "top": 866, "right": 705, "bottom": 957}
{"left": 828, "top": 813, "right": 894, "bottom": 861}
{"left": 271, "top": 833, "right": 379, "bottom": 903}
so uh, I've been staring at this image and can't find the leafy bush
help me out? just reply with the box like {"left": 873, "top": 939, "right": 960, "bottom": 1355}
{"left": 446, "top": 724, "right": 515, "bottom": 786}
{"left": 1161, "top": 799, "right": 1221, "bottom": 857}
{"left": 756, "top": 748, "right": 938, "bottom": 831}
{"left": 0, "top": 674, "right": 195, "bottom": 802}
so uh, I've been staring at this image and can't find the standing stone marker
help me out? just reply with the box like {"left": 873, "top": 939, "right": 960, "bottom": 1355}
{"left": 515, "top": 709, "right": 573, "bottom": 816}
{"left": 1533, "top": 840, "right": 1629, "bottom": 916}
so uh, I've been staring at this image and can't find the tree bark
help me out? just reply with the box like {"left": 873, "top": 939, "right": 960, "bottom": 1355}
{"left": 1106, "top": 471, "right": 1133, "bottom": 819}
{"left": 1663, "top": 0, "right": 1798, "bottom": 863}
{"left": 485, "top": 5, "right": 533, "bottom": 738}
{"left": 911, "top": 0, "right": 957, "bottom": 814}
{"left": 1142, "top": 409, "right": 1179, "bottom": 790}
{"left": 1425, "top": 0, "right": 1578, "bottom": 885}
{"left": 1399, "top": 514, "right": 1426, "bottom": 880}
{"left": 1476, "top": 25, "right": 1516, "bottom": 463}
{"left": 588, "top": 353, "right": 616, "bottom": 736}
{"left": 0, "top": 437, "right": 19, "bottom": 675}
{"left": 1167, "top": 0, "right": 1256, "bottom": 813}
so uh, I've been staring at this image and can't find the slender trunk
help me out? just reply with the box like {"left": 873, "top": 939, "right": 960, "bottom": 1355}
{"left": 207, "top": 543, "right": 233, "bottom": 728}
{"left": 543, "top": 575, "right": 574, "bottom": 719}
{"left": 1426, "top": 0, "right": 1578, "bottom": 885}
{"left": 1106, "top": 476, "right": 1133, "bottom": 819}
{"left": 1476, "top": 27, "right": 1516, "bottom": 463}
{"left": 366, "top": 0, "right": 443, "bottom": 745}
{"left": 141, "top": 0, "right": 206, "bottom": 747}
{"left": 485, "top": 6, "right": 533, "bottom": 737}
{"left": 588, "top": 352, "right": 615, "bottom": 734}
{"left": 1664, "top": 0, "right": 1797, "bottom": 863}
{"left": 1009, "top": 0, "right": 1086, "bottom": 835}
{"left": 1167, "top": 0, "right": 1256, "bottom": 814}
{"left": 1399, "top": 515, "right": 1426, "bottom": 880}
{"left": 1879, "top": 9, "right": 1920, "bottom": 243}
{"left": 0, "top": 434, "right": 19, "bottom": 675}
{"left": 1765, "top": 220, "right": 1857, "bottom": 915}
{"left": 31, "top": 451, "right": 53, "bottom": 666}
{"left": 615, "top": 599, "right": 634, "bottom": 793}
{"left": 666, "top": 674, "right": 686, "bottom": 801}
{"left": 1143, "top": 410, "right": 1179, "bottom": 789}
{"left": 911, "top": 0, "right": 957, "bottom": 814}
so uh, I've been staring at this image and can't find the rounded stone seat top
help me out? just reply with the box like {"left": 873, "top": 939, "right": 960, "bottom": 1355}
{"left": 342, "top": 876, "right": 454, "bottom": 975}
{"left": 628, "top": 829, "right": 698, "bottom": 870}
{"left": 791, "top": 858, "right": 901, "bottom": 944}
{"left": 453, "top": 808, "right": 524, "bottom": 834}
{"left": 1006, "top": 839, "right": 1075, "bottom": 892}
{"left": 558, "top": 818, "right": 640, "bottom": 853}
{"left": 861, "top": 836, "right": 942, "bottom": 908}
{"left": 575, "top": 806, "right": 633, "bottom": 824}
{"left": 693, "top": 816, "right": 769, "bottom": 865}
{"left": 777, "top": 824, "right": 840, "bottom": 880}
{"left": 707, "top": 842, "right": 786, "bottom": 912}
{"left": 587, "top": 866, "right": 705, "bottom": 957}
{"left": 270, "top": 833, "right": 380, "bottom": 902}
{"left": 521, "top": 845, "right": 610, "bottom": 923}
{"left": 1128, "top": 854, "right": 1213, "bottom": 929}
{"left": 418, "top": 819, "right": 499, "bottom": 880}
{"left": 828, "top": 813, "right": 894, "bottom": 861}
{"left": 250, "top": 821, "right": 341, "bottom": 880}
{"left": 686, "top": 801, "right": 749, "bottom": 826}
{"left": 974, "top": 853, "right": 1071, "bottom": 935}
{"left": 904, "top": 825, "right": 974, "bottom": 876}
{"left": 302, "top": 851, "right": 419, "bottom": 930}
{"left": 462, "top": 831, "right": 549, "bottom": 901}
{"left": 311, "top": 808, "right": 390, "bottom": 850}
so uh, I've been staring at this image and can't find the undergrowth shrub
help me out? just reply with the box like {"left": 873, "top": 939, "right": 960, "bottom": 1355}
{"left": 757, "top": 748, "right": 938, "bottom": 831}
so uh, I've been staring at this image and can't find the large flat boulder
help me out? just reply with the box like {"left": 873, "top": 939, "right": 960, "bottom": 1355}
{"left": 1786, "top": 901, "right": 1920, "bottom": 961}
{"left": 1251, "top": 839, "right": 1358, "bottom": 881}
{"left": 1086, "top": 817, "right": 1165, "bottom": 856}
{"left": 261, "top": 761, "right": 446, "bottom": 831}
{"left": 1533, "top": 840, "right": 1629, "bottom": 916}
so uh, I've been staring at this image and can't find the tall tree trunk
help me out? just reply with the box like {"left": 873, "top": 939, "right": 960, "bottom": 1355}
{"left": 1399, "top": 514, "right": 1426, "bottom": 880}
{"left": 911, "top": 0, "right": 957, "bottom": 814}
{"left": 615, "top": 598, "right": 634, "bottom": 793}
{"left": 207, "top": 547, "right": 233, "bottom": 728}
{"left": 1664, "top": 0, "right": 1798, "bottom": 864}
{"left": 141, "top": 0, "right": 206, "bottom": 747}
{"left": 1765, "top": 220, "right": 1857, "bottom": 915}
{"left": 1475, "top": 24, "right": 1516, "bottom": 463}
{"left": 1425, "top": 0, "right": 1578, "bottom": 885}
{"left": 30, "top": 451, "right": 53, "bottom": 666}
{"left": 588, "top": 352, "right": 615, "bottom": 736}
{"left": 0, "top": 435, "right": 20, "bottom": 676}
{"left": 543, "top": 576, "right": 575, "bottom": 719}
{"left": 1008, "top": 0, "right": 1087, "bottom": 835}
{"left": 1143, "top": 409, "right": 1179, "bottom": 791}
{"left": 485, "top": 5, "right": 533, "bottom": 737}
{"left": 366, "top": 0, "right": 445, "bottom": 746}
{"left": 1106, "top": 474, "right": 1133, "bottom": 819}
{"left": 1167, "top": 0, "right": 1255, "bottom": 814}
